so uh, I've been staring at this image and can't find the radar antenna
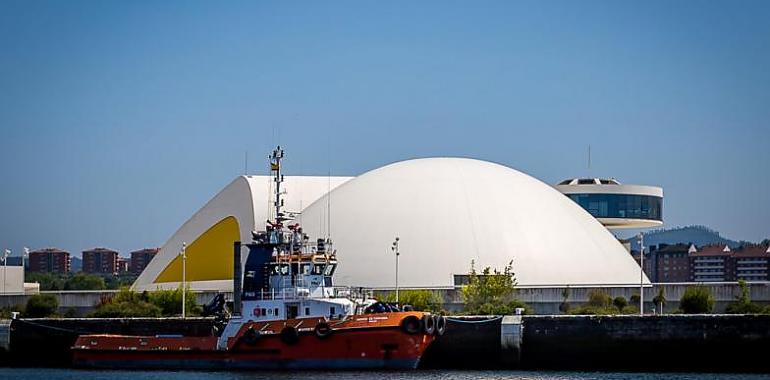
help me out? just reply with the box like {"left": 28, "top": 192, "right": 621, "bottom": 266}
{"left": 270, "top": 146, "right": 285, "bottom": 226}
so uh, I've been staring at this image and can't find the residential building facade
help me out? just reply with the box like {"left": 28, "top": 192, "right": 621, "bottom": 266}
{"left": 732, "top": 245, "right": 770, "bottom": 281}
{"left": 82, "top": 247, "right": 119, "bottom": 275}
{"left": 117, "top": 257, "right": 130, "bottom": 273}
{"left": 650, "top": 243, "right": 691, "bottom": 282}
{"left": 28, "top": 248, "right": 70, "bottom": 273}
{"left": 689, "top": 244, "right": 733, "bottom": 282}
{"left": 130, "top": 248, "right": 159, "bottom": 275}
{"left": 632, "top": 243, "right": 770, "bottom": 283}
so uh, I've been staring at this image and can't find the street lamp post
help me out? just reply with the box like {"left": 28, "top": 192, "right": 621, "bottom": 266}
{"left": 23, "top": 247, "right": 29, "bottom": 285}
{"left": 2, "top": 249, "right": 9, "bottom": 294}
{"left": 391, "top": 237, "right": 400, "bottom": 306}
{"left": 180, "top": 242, "right": 187, "bottom": 319}
{"left": 638, "top": 233, "right": 644, "bottom": 315}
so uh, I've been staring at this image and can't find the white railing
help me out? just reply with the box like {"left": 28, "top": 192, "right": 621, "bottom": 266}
{"left": 737, "top": 266, "right": 767, "bottom": 271}
{"left": 253, "top": 286, "right": 371, "bottom": 301}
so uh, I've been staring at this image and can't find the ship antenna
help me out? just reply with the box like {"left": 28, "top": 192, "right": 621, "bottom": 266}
{"left": 271, "top": 146, "right": 284, "bottom": 225}
{"left": 587, "top": 144, "right": 592, "bottom": 176}
{"left": 327, "top": 168, "right": 331, "bottom": 242}
{"left": 326, "top": 137, "right": 332, "bottom": 243}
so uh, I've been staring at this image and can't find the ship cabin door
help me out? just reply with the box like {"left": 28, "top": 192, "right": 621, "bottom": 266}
{"left": 285, "top": 304, "right": 299, "bottom": 320}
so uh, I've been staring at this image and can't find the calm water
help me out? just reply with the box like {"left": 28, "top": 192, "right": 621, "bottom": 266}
{"left": 1, "top": 369, "right": 769, "bottom": 380}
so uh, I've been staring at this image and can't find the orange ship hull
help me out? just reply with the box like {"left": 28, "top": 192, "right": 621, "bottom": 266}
{"left": 72, "top": 312, "right": 437, "bottom": 370}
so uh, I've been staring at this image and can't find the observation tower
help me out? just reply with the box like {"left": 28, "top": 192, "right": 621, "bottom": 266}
{"left": 555, "top": 178, "right": 663, "bottom": 229}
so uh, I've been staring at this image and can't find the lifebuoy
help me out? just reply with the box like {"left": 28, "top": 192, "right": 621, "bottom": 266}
{"left": 280, "top": 326, "right": 300, "bottom": 345}
{"left": 314, "top": 322, "right": 333, "bottom": 339}
{"left": 434, "top": 315, "right": 447, "bottom": 336}
{"left": 400, "top": 315, "right": 421, "bottom": 335}
{"left": 243, "top": 326, "right": 259, "bottom": 345}
{"left": 422, "top": 314, "right": 435, "bottom": 335}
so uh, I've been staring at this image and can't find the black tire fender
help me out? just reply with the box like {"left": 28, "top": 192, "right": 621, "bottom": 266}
{"left": 434, "top": 315, "right": 447, "bottom": 336}
{"left": 422, "top": 314, "right": 435, "bottom": 335}
{"left": 280, "top": 326, "right": 300, "bottom": 345}
{"left": 243, "top": 326, "right": 259, "bottom": 345}
{"left": 314, "top": 322, "right": 333, "bottom": 339}
{"left": 401, "top": 315, "right": 421, "bottom": 335}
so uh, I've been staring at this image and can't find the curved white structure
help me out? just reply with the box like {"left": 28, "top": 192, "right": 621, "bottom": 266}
{"left": 555, "top": 178, "right": 664, "bottom": 229}
{"left": 300, "top": 159, "right": 648, "bottom": 287}
{"left": 133, "top": 176, "right": 352, "bottom": 291}
{"left": 134, "top": 158, "right": 650, "bottom": 291}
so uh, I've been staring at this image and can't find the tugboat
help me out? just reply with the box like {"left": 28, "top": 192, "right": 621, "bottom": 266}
{"left": 72, "top": 146, "right": 445, "bottom": 370}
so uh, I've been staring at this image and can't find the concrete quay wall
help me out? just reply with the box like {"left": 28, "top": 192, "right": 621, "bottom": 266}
{"left": 0, "top": 290, "right": 223, "bottom": 316}
{"left": 379, "top": 282, "right": 770, "bottom": 314}
{"left": 3, "top": 315, "right": 770, "bottom": 371}
{"left": 1, "top": 282, "right": 769, "bottom": 315}
{"left": 520, "top": 314, "right": 770, "bottom": 371}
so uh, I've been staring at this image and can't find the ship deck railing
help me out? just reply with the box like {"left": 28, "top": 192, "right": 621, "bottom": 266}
{"left": 250, "top": 286, "right": 372, "bottom": 301}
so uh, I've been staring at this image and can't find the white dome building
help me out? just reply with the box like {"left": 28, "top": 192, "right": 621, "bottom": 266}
{"left": 133, "top": 157, "right": 649, "bottom": 291}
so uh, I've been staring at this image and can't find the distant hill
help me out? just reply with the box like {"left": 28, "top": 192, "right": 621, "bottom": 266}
{"left": 624, "top": 225, "right": 748, "bottom": 251}
{"left": 71, "top": 256, "right": 82, "bottom": 272}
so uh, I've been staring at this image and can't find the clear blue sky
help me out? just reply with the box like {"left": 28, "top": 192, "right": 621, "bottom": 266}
{"left": 1, "top": 0, "right": 768, "bottom": 257}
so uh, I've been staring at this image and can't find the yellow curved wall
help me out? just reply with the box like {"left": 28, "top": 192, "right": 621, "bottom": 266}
{"left": 154, "top": 216, "right": 239, "bottom": 283}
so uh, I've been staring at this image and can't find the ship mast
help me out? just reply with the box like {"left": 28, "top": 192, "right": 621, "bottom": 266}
{"left": 271, "top": 146, "right": 284, "bottom": 226}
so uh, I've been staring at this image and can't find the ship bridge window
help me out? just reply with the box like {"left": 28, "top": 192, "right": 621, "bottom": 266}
{"left": 324, "top": 264, "right": 336, "bottom": 276}
{"left": 577, "top": 179, "right": 596, "bottom": 185}
{"left": 300, "top": 264, "right": 312, "bottom": 275}
{"left": 312, "top": 264, "right": 325, "bottom": 275}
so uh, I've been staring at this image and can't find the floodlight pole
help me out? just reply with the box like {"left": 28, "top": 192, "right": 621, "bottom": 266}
{"left": 2, "top": 249, "right": 8, "bottom": 294}
{"left": 391, "top": 237, "right": 400, "bottom": 306}
{"left": 639, "top": 233, "right": 644, "bottom": 315}
{"left": 180, "top": 242, "right": 187, "bottom": 319}
{"left": 22, "top": 247, "right": 29, "bottom": 293}
{"left": 23, "top": 247, "right": 29, "bottom": 278}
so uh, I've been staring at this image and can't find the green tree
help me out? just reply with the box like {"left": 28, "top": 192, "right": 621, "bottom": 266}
{"left": 105, "top": 274, "right": 139, "bottom": 290}
{"left": 89, "top": 288, "right": 162, "bottom": 318}
{"left": 613, "top": 296, "right": 628, "bottom": 311}
{"left": 65, "top": 273, "right": 106, "bottom": 290}
{"left": 0, "top": 305, "right": 23, "bottom": 319}
{"left": 587, "top": 289, "right": 612, "bottom": 308}
{"left": 571, "top": 289, "right": 637, "bottom": 315}
{"left": 461, "top": 260, "right": 528, "bottom": 315}
{"left": 147, "top": 287, "right": 201, "bottom": 317}
{"left": 679, "top": 285, "right": 715, "bottom": 314}
{"left": 24, "top": 294, "right": 59, "bottom": 317}
{"left": 559, "top": 287, "right": 571, "bottom": 313}
{"left": 88, "top": 287, "right": 199, "bottom": 318}
{"left": 25, "top": 273, "right": 66, "bottom": 290}
{"left": 653, "top": 288, "right": 667, "bottom": 314}
{"left": 725, "top": 279, "right": 765, "bottom": 314}
{"left": 377, "top": 289, "right": 444, "bottom": 313}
